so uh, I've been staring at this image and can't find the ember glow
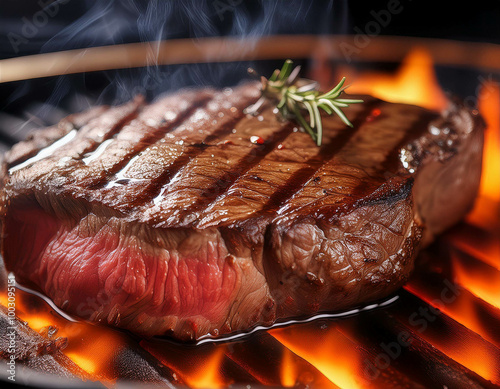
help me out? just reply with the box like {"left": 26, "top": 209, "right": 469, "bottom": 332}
{"left": 467, "top": 79, "right": 500, "bottom": 229}
{"left": 280, "top": 348, "right": 298, "bottom": 387}
{"left": 477, "top": 80, "right": 500, "bottom": 202}
{"left": 452, "top": 251, "right": 500, "bottom": 310}
{"left": 3, "top": 287, "right": 128, "bottom": 383}
{"left": 446, "top": 224, "right": 500, "bottom": 271}
{"left": 271, "top": 326, "right": 363, "bottom": 389}
{"left": 404, "top": 275, "right": 499, "bottom": 350}
{"left": 1, "top": 45, "right": 500, "bottom": 389}
{"left": 184, "top": 347, "right": 227, "bottom": 389}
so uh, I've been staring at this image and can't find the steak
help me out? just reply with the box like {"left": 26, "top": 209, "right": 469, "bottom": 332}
{"left": 0, "top": 83, "right": 484, "bottom": 340}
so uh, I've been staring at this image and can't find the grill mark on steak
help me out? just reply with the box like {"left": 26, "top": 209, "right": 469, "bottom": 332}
{"left": 260, "top": 98, "right": 381, "bottom": 216}
{"left": 348, "top": 108, "right": 440, "bottom": 202}
{"left": 5, "top": 99, "right": 144, "bottom": 197}
{"left": 51, "top": 98, "right": 144, "bottom": 160}
{"left": 196, "top": 98, "right": 373, "bottom": 229}
{"left": 140, "top": 108, "right": 295, "bottom": 228}
{"left": 69, "top": 90, "right": 214, "bottom": 189}
{"left": 274, "top": 102, "right": 440, "bottom": 225}
{"left": 138, "top": 115, "right": 251, "bottom": 212}
{"left": 5, "top": 106, "right": 109, "bottom": 170}
{"left": 96, "top": 85, "right": 261, "bottom": 212}
{"left": 31, "top": 85, "right": 260, "bottom": 213}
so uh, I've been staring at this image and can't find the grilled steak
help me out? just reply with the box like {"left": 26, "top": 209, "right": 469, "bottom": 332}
{"left": 0, "top": 83, "right": 484, "bottom": 340}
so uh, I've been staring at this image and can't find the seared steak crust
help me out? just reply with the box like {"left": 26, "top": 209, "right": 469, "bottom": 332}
{"left": 0, "top": 83, "right": 484, "bottom": 340}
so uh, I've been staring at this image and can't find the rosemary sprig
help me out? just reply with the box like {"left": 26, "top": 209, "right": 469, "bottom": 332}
{"left": 246, "top": 60, "right": 363, "bottom": 146}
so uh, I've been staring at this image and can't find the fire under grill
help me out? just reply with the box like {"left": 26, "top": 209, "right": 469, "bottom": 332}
{"left": 1, "top": 39, "right": 500, "bottom": 389}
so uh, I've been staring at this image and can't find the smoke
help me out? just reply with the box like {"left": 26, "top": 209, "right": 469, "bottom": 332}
{"left": 3, "top": 0, "right": 349, "bottom": 117}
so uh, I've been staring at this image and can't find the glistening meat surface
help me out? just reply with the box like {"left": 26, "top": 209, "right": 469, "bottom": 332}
{"left": 0, "top": 83, "right": 484, "bottom": 340}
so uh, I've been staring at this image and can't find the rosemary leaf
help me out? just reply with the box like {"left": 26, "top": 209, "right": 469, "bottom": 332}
{"left": 251, "top": 60, "right": 363, "bottom": 146}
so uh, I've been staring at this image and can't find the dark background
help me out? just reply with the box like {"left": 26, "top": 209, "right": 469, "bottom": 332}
{"left": 2, "top": 0, "right": 500, "bottom": 59}
{"left": 0, "top": 0, "right": 499, "bottom": 137}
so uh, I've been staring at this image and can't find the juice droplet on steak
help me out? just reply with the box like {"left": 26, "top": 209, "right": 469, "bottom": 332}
{"left": 365, "top": 108, "right": 382, "bottom": 122}
{"left": 250, "top": 135, "right": 264, "bottom": 144}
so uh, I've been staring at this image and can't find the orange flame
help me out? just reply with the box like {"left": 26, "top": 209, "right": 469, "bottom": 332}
{"left": 445, "top": 335, "right": 499, "bottom": 383}
{"left": 454, "top": 346, "right": 498, "bottom": 383}
{"left": 404, "top": 282, "right": 494, "bottom": 349}
{"left": 280, "top": 348, "right": 298, "bottom": 387}
{"left": 447, "top": 228, "right": 500, "bottom": 271}
{"left": 478, "top": 81, "right": 500, "bottom": 201}
{"left": 2, "top": 288, "right": 127, "bottom": 382}
{"left": 404, "top": 284, "right": 499, "bottom": 383}
{"left": 452, "top": 254, "right": 500, "bottom": 310}
{"left": 63, "top": 328, "right": 125, "bottom": 381}
{"left": 23, "top": 316, "right": 53, "bottom": 331}
{"left": 348, "top": 47, "right": 448, "bottom": 110}
{"left": 271, "top": 326, "right": 363, "bottom": 389}
{"left": 183, "top": 346, "right": 227, "bottom": 389}
{"left": 467, "top": 80, "right": 500, "bottom": 228}
{"left": 64, "top": 353, "right": 97, "bottom": 375}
